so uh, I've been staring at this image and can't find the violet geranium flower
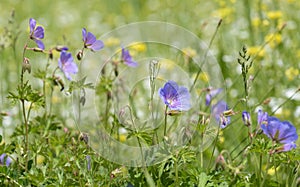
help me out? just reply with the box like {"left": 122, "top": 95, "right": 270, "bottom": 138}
{"left": 158, "top": 80, "right": 191, "bottom": 111}
{"left": 261, "top": 116, "right": 298, "bottom": 152}
{"left": 58, "top": 51, "right": 78, "bottom": 80}
{"left": 121, "top": 47, "right": 138, "bottom": 67}
{"left": 205, "top": 88, "right": 222, "bottom": 106}
{"left": 0, "top": 153, "right": 12, "bottom": 167}
{"left": 29, "top": 18, "right": 45, "bottom": 49}
{"left": 211, "top": 100, "right": 231, "bottom": 128}
{"left": 82, "top": 28, "right": 104, "bottom": 51}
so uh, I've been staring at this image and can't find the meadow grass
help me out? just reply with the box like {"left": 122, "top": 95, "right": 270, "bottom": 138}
{"left": 0, "top": 0, "right": 300, "bottom": 186}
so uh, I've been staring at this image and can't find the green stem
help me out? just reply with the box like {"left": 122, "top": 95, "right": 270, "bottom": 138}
{"left": 208, "top": 123, "right": 221, "bottom": 170}
{"left": 258, "top": 153, "right": 262, "bottom": 187}
{"left": 164, "top": 105, "right": 168, "bottom": 137}
{"left": 200, "top": 132, "right": 204, "bottom": 168}
{"left": 190, "top": 19, "right": 222, "bottom": 92}
{"left": 43, "top": 57, "right": 50, "bottom": 116}
{"left": 21, "top": 99, "right": 28, "bottom": 171}
{"left": 174, "top": 156, "right": 179, "bottom": 187}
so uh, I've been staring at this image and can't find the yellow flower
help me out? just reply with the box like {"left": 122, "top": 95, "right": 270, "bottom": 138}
{"left": 247, "top": 46, "right": 265, "bottom": 58}
{"left": 252, "top": 18, "right": 261, "bottom": 28}
{"left": 275, "top": 109, "right": 291, "bottom": 119}
{"left": 267, "top": 166, "right": 276, "bottom": 176}
{"left": 265, "top": 33, "right": 282, "bottom": 48}
{"left": 37, "top": 154, "right": 45, "bottom": 165}
{"left": 104, "top": 37, "right": 120, "bottom": 47}
{"left": 51, "top": 95, "right": 61, "bottom": 104}
{"left": 267, "top": 11, "right": 283, "bottom": 20}
{"left": 285, "top": 67, "right": 299, "bottom": 81}
{"left": 160, "top": 59, "right": 175, "bottom": 70}
{"left": 213, "top": 7, "right": 234, "bottom": 21}
{"left": 129, "top": 42, "right": 147, "bottom": 52}
{"left": 296, "top": 49, "right": 300, "bottom": 58}
{"left": 118, "top": 134, "right": 127, "bottom": 142}
{"left": 199, "top": 72, "right": 209, "bottom": 83}
{"left": 219, "top": 131, "right": 224, "bottom": 144}
{"left": 182, "top": 47, "right": 197, "bottom": 58}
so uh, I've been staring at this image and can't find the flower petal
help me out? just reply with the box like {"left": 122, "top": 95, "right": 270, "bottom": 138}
{"left": 82, "top": 28, "right": 87, "bottom": 42}
{"left": 33, "top": 26, "right": 45, "bottom": 39}
{"left": 34, "top": 39, "right": 45, "bottom": 50}
{"left": 29, "top": 18, "right": 36, "bottom": 33}
{"left": 85, "top": 32, "right": 97, "bottom": 45}
{"left": 90, "top": 40, "right": 104, "bottom": 51}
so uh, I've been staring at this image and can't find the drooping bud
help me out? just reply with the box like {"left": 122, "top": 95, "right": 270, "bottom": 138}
{"left": 80, "top": 96, "right": 86, "bottom": 106}
{"left": 79, "top": 132, "right": 89, "bottom": 145}
{"left": 49, "top": 50, "right": 53, "bottom": 60}
{"left": 77, "top": 50, "right": 83, "bottom": 60}
{"left": 167, "top": 110, "right": 182, "bottom": 116}
{"left": 22, "top": 57, "right": 31, "bottom": 74}
{"left": 53, "top": 76, "right": 64, "bottom": 91}
{"left": 33, "top": 47, "right": 44, "bottom": 52}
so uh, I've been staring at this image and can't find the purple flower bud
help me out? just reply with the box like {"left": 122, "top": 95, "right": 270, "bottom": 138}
{"left": 86, "top": 155, "right": 91, "bottom": 171}
{"left": 257, "top": 109, "right": 268, "bottom": 126}
{"left": 242, "top": 111, "right": 251, "bottom": 126}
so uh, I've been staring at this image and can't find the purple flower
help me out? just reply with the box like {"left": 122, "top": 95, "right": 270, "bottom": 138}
{"left": 58, "top": 51, "right": 78, "bottom": 80}
{"left": 278, "top": 142, "right": 297, "bottom": 152}
{"left": 158, "top": 80, "right": 191, "bottom": 111}
{"left": 205, "top": 88, "right": 222, "bottom": 106}
{"left": 257, "top": 109, "right": 268, "bottom": 126}
{"left": 121, "top": 47, "right": 138, "bottom": 67}
{"left": 242, "top": 111, "right": 251, "bottom": 126}
{"left": 29, "top": 18, "right": 45, "bottom": 49}
{"left": 82, "top": 28, "right": 104, "bottom": 51}
{"left": 86, "top": 155, "right": 91, "bottom": 171}
{"left": 261, "top": 116, "right": 298, "bottom": 149}
{"left": 211, "top": 100, "right": 230, "bottom": 128}
{"left": 0, "top": 153, "right": 12, "bottom": 167}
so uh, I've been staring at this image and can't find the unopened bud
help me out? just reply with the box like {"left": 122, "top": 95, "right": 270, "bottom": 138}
{"left": 215, "top": 153, "right": 226, "bottom": 169}
{"left": 167, "top": 110, "right": 182, "bottom": 116}
{"left": 79, "top": 133, "right": 89, "bottom": 145}
{"left": 22, "top": 57, "right": 31, "bottom": 74}
{"left": 53, "top": 76, "right": 64, "bottom": 91}
{"left": 223, "top": 109, "right": 236, "bottom": 116}
{"left": 80, "top": 96, "right": 86, "bottom": 106}
{"left": 33, "top": 47, "right": 44, "bottom": 52}
{"left": 55, "top": 46, "right": 68, "bottom": 52}
{"left": 77, "top": 50, "right": 83, "bottom": 60}
{"left": 242, "top": 111, "right": 251, "bottom": 127}
{"left": 49, "top": 50, "right": 53, "bottom": 60}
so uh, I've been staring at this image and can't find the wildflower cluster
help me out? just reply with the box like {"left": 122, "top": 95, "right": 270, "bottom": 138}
{"left": 242, "top": 110, "right": 298, "bottom": 153}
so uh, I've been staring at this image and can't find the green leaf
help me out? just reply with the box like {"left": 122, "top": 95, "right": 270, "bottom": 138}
{"left": 198, "top": 172, "right": 208, "bottom": 187}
